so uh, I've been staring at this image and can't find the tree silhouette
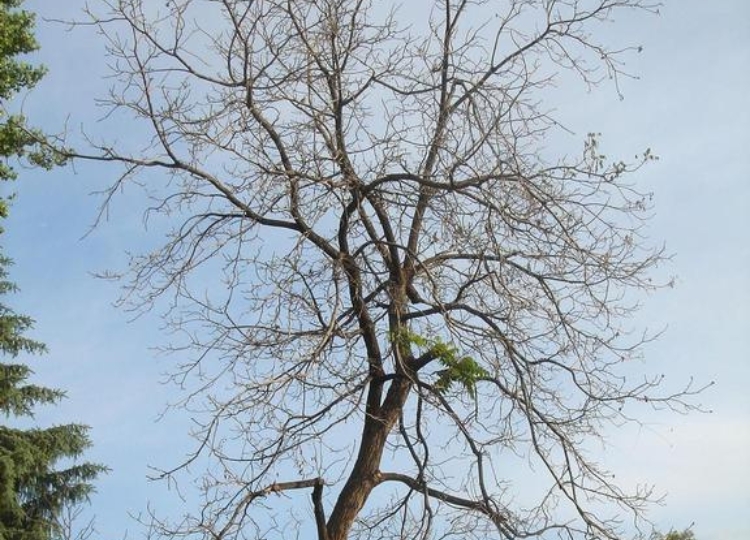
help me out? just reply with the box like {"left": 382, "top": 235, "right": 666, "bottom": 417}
{"left": 66, "top": 1, "right": 704, "bottom": 539}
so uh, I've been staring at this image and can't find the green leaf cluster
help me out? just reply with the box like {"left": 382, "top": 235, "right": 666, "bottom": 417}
{"left": 0, "top": 0, "right": 45, "bottom": 101}
{"left": 0, "top": 0, "right": 65, "bottom": 202}
{"left": 393, "top": 329, "right": 489, "bottom": 399}
{"left": 0, "top": 424, "right": 105, "bottom": 540}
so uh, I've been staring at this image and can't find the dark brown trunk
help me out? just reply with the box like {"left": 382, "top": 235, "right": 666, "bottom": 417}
{"left": 326, "top": 377, "right": 411, "bottom": 540}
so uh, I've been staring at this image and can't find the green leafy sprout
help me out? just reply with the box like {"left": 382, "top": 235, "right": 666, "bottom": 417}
{"left": 392, "top": 329, "right": 489, "bottom": 399}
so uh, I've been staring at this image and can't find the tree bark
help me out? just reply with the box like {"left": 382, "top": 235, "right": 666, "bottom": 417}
{"left": 326, "top": 376, "right": 411, "bottom": 540}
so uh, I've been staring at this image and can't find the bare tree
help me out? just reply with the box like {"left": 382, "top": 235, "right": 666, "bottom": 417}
{"left": 62, "top": 0, "right": 705, "bottom": 539}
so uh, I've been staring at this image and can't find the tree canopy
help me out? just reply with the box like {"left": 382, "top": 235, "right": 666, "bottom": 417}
{"left": 0, "top": 1, "right": 104, "bottom": 539}
{"left": 69, "top": 1, "right": 705, "bottom": 539}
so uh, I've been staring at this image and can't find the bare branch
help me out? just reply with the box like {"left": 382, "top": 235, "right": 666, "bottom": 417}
{"left": 59, "top": 1, "right": 699, "bottom": 539}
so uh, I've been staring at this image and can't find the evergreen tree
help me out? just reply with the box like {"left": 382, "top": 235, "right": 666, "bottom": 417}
{"left": 0, "top": 1, "right": 105, "bottom": 539}
{"left": 0, "top": 0, "right": 63, "bottom": 183}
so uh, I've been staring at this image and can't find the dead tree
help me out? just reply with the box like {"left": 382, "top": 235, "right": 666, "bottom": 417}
{"left": 69, "top": 0, "right": 704, "bottom": 538}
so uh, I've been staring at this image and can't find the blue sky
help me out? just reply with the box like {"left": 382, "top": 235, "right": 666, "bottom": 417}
{"left": 4, "top": 1, "right": 749, "bottom": 539}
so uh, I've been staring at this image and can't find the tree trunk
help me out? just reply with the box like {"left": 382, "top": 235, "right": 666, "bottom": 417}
{"left": 326, "top": 377, "right": 411, "bottom": 540}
